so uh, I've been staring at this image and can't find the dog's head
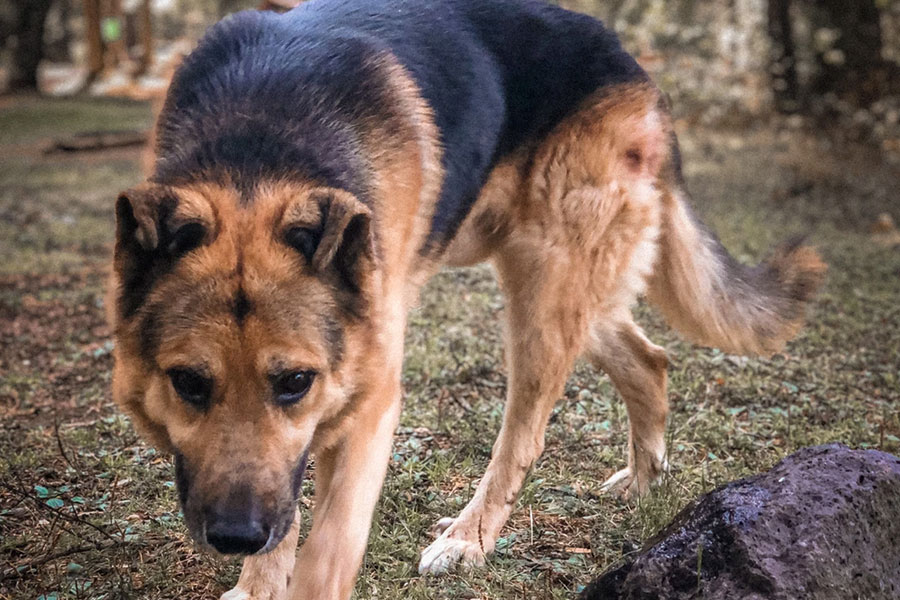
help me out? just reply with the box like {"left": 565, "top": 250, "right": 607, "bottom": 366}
{"left": 109, "top": 180, "right": 377, "bottom": 555}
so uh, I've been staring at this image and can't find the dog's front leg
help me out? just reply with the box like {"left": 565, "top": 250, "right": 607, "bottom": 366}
{"left": 287, "top": 379, "right": 401, "bottom": 600}
{"left": 220, "top": 508, "right": 301, "bottom": 600}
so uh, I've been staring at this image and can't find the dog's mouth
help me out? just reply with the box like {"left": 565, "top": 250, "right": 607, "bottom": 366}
{"left": 174, "top": 448, "right": 309, "bottom": 555}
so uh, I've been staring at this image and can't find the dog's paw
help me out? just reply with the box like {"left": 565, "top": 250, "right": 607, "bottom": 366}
{"left": 220, "top": 588, "right": 252, "bottom": 600}
{"left": 418, "top": 522, "right": 486, "bottom": 575}
{"left": 220, "top": 583, "right": 285, "bottom": 600}
{"left": 601, "top": 459, "right": 668, "bottom": 500}
{"left": 599, "top": 467, "right": 641, "bottom": 499}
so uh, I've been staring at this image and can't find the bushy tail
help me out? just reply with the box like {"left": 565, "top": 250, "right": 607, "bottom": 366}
{"left": 647, "top": 188, "right": 826, "bottom": 356}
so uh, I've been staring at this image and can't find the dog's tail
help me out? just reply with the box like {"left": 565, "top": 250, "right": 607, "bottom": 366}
{"left": 647, "top": 184, "right": 826, "bottom": 357}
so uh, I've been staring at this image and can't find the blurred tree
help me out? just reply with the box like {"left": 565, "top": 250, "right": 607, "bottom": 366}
{"left": 44, "top": 0, "right": 73, "bottom": 63}
{"left": 83, "top": 0, "right": 103, "bottom": 85}
{"left": 135, "top": 0, "right": 153, "bottom": 76}
{"left": 0, "top": 4, "right": 14, "bottom": 50}
{"left": 768, "top": 0, "right": 800, "bottom": 112}
{"left": 767, "top": 0, "right": 899, "bottom": 111}
{"left": 102, "top": 0, "right": 128, "bottom": 69}
{"left": 7, "top": 0, "right": 54, "bottom": 92}
{"left": 808, "top": 0, "right": 892, "bottom": 106}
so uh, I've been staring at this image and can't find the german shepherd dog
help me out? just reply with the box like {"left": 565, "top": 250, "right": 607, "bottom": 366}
{"left": 108, "top": 0, "right": 825, "bottom": 597}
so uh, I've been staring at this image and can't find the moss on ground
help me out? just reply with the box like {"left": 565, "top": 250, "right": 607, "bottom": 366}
{"left": 1, "top": 96, "right": 898, "bottom": 600}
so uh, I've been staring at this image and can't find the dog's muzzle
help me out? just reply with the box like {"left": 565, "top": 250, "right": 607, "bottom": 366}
{"left": 174, "top": 448, "right": 310, "bottom": 555}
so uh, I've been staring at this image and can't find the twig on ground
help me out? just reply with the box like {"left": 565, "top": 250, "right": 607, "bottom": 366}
{"left": 0, "top": 481, "right": 123, "bottom": 545}
{"left": 43, "top": 130, "right": 148, "bottom": 154}
{"left": 54, "top": 419, "right": 79, "bottom": 471}
{"left": 0, "top": 541, "right": 118, "bottom": 582}
{"left": 449, "top": 393, "right": 474, "bottom": 415}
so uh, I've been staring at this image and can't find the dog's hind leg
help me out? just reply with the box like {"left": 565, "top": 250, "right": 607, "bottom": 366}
{"left": 587, "top": 316, "right": 669, "bottom": 499}
{"left": 220, "top": 508, "right": 300, "bottom": 600}
{"left": 420, "top": 80, "right": 673, "bottom": 574}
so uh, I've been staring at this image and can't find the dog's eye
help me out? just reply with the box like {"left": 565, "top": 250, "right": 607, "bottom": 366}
{"left": 167, "top": 368, "right": 213, "bottom": 408}
{"left": 271, "top": 370, "right": 316, "bottom": 406}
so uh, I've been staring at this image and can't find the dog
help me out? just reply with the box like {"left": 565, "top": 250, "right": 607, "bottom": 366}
{"left": 107, "top": 0, "right": 826, "bottom": 598}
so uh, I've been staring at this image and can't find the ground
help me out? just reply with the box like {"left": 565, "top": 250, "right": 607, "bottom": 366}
{"left": 0, "top": 95, "right": 898, "bottom": 600}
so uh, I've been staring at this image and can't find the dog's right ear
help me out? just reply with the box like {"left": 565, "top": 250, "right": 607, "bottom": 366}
{"left": 113, "top": 184, "right": 210, "bottom": 318}
{"left": 116, "top": 184, "right": 210, "bottom": 256}
{"left": 116, "top": 183, "right": 169, "bottom": 254}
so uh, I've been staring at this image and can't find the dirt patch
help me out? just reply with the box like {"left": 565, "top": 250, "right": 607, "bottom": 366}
{"left": 0, "top": 266, "right": 113, "bottom": 426}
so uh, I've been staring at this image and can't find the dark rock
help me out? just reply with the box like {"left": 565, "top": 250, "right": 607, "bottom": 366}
{"left": 581, "top": 444, "right": 900, "bottom": 600}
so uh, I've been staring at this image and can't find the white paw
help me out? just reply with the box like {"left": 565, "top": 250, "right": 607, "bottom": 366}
{"left": 600, "top": 467, "right": 636, "bottom": 497}
{"left": 220, "top": 588, "right": 252, "bottom": 600}
{"left": 220, "top": 582, "right": 286, "bottom": 600}
{"left": 601, "top": 459, "right": 668, "bottom": 499}
{"left": 418, "top": 528, "right": 486, "bottom": 575}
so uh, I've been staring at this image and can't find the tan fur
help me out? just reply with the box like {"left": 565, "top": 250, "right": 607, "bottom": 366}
{"left": 422, "top": 83, "right": 675, "bottom": 568}
{"left": 588, "top": 317, "right": 669, "bottom": 496}
{"left": 226, "top": 54, "right": 444, "bottom": 598}
{"left": 420, "top": 81, "right": 823, "bottom": 569}
{"left": 647, "top": 189, "right": 826, "bottom": 356}
{"left": 112, "top": 54, "right": 445, "bottom": 600}
{"left": 113, "top": 64, "right": 824, "bottom": 596}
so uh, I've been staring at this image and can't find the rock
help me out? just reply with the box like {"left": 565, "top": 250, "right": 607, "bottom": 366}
{"left": 581, "top": 444, "right": 900, "bottom": 600}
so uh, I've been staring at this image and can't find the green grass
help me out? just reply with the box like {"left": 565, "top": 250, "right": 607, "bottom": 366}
{"left": 1, "top": 96, "right": 898, "bottom": 600}
{"left": 0, "top": 96, "right": 151, "bottom": 145}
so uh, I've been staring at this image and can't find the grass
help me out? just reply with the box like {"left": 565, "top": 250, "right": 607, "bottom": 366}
{"left": 1, "top": 95, "right": 898, "bottom": 600}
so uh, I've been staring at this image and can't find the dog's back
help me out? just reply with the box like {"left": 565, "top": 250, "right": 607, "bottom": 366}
{"left": 154, "top": 0, "right": 645, "bottom": 252}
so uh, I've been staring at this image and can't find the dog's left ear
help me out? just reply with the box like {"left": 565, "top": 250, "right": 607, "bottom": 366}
{"left": 284, "top": 189, "right": 375, "bottom": 293}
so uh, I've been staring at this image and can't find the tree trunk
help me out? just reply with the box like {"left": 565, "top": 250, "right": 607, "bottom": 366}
{"left": 811, "top": 0, "right": 885, "bottom": 106}
{"left": 103, "top": 0, "right": 127, "bottom": 70}
{"left": 767, "top": 0, "right": 799, "bottom": 112}
{"left": 135, "top": 0, "right": 153, "bottom": 76}
{"left": 82, "top": 0, "right": 103, "bottom": 84}
{"left": 7, "top": 0, "right": 54, "bottom": 92}
{"left": 43, "top": 0, "right": 72, "bottom": 62}
{"left": 0, "top": 3, "right": 16, "bottom": 49}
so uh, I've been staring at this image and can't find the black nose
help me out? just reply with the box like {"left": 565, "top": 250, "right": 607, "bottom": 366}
{"left": 206, "top": 514, "right": 270, "bottom": 555}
